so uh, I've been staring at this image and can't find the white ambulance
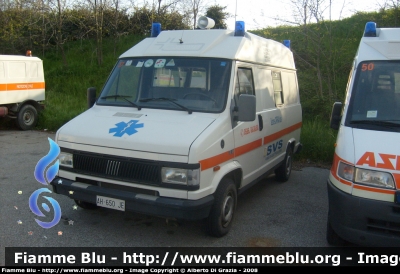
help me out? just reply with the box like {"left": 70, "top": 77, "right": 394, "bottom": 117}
{"left": 0, "top": 51, "right": 45, "bottom": 130}
{"left": 328, "top": 22, "right": 400, "bottom": 246}
{"left": 51, "top": 18, "right": 302, "bottom": 237}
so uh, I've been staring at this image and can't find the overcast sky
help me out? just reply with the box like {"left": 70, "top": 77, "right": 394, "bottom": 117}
{"left": 208, "top": 0, "right": 386, "bottom": 30}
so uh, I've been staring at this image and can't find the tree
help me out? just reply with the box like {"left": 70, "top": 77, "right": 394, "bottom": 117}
{"left": 86, "top": 0, "right": 110, "bottom": 65}
{"left": 180, "top": 0, "right": 207, "bottom": 29}
{"left": 205, "top": 4, "right": 229, "bottom": 29}
{"left": 50, "top": 0, "right": 69, "bottom": 66}
{"left": 381, "top": 0, "right": 400, "bottom": 25}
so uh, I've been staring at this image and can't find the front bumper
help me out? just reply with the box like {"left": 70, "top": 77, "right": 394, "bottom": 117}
{"left": 327, "top": 179, "right": 400, "bottom": 247}
{"left": 51, "top": 176, "right": 214, "bottom": 220}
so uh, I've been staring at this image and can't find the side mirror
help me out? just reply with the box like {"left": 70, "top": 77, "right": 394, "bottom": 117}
{"left": 330, "top": 102, "right": 342, "bottom": 130}
{"left": 87, "top": 87, "right": 97, "bottom": 109}
{"left": 238, "top": 94, "right": 256, "bottom": 122}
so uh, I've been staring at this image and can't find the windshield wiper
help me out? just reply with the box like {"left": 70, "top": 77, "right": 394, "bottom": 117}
{"left": 139, "top": 97, "right": 192, "bottom": 114}
{"left": 350, "top": 120, "right": 400, "bottom": 129}
{"left": 100, "top": 95, "right": 141, "bottom": 110}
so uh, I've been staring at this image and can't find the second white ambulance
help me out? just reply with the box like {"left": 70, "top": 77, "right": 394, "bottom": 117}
{"left": 328, "top": 22, "right": 400, "bottom": 246}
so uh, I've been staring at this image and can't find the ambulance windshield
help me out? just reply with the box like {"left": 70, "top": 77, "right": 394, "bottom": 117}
{"left": 346, "top": 61, "right": 400, "bottom": 131}
{"left": 97, "top": 57, "right": 232, "bottom": 113}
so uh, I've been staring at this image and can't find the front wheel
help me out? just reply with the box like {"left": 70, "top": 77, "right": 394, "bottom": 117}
{"left": 16, "top": 104, "right": 38, "bottom": 130}
{"left": 206, "top": 178, "right": 237, "bottom": 237}
{"left": 274, "top": 145, "right": 293, "bottom": 182}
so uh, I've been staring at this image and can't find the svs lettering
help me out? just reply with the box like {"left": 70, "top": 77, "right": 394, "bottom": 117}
{"left": 267, "top": 140, "right": 283, "bottom": 155}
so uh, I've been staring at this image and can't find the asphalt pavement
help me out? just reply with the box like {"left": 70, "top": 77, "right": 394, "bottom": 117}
{"left": 0, "top": 129, "right": 332, "bottom": 266}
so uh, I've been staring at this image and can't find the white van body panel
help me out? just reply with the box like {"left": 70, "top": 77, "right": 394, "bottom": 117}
{"left": 0, "top": 55, "right": 45, "bottom": 104}
{"left": 120, "top": 30, "right": 296, "bottom": 69}
{"left": 57, "top": 105, "right": 217, "bottom": 157}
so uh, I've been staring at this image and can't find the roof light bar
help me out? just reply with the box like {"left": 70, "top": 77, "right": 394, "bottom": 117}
{"left": 151, "top": 23, "right": 161, "bottom": 37}
{"left": 364, "top": 21, "right": 377, "bottom": 37}
{"left": 235, "top": 21, "right": 245, "bottom": 37}
{"left": 283, "top": 40, "right": 291, "bottom": 49}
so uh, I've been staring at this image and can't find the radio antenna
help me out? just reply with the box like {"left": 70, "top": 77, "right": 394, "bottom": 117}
{"left": 235, "top": 0, "right": 238, "bottom": 23}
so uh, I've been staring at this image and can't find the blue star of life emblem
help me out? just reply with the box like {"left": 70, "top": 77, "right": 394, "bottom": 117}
{"left": 109, "top": 120, "right": 144, "bottom": 137}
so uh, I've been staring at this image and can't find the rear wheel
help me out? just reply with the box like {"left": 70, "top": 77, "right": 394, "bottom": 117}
{"left": 206, "top": 178, "right": 237, "bottom": 237}
{"left": 16, "top": 104, "right": 38, "bottom": 130}
{"left": 74, "top": 199, "right": 98, "bottom": 210}
{"left": 275, "top": 145, "right": 293, "bottom": 182}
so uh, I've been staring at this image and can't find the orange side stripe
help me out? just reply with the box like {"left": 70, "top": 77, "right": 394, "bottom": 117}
{"left": 199, "top": 122, "right": 301, "bottom": 171}
{"left": 0, "top": 82, "right": 45, "bottom": 91}
{"left": 263, "top": 122, "right": 302, "bottom": 144}
{"left": 353, "top": 184, "right": 395, "bottom": 195}
{"left": 199, "top": 151, "right": 234, "bottom": 171}
{"left": 235, "top": 139, "right": 262, "bottom": 157}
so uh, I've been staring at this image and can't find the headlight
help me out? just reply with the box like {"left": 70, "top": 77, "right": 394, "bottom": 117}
{"left": 338, "top": 161, "right": 354, "bottom": 181}
{"left": 59, "top": 152, "right": 73, "bottom": 168}
{"left": 355, "top": 168, "right": 395, "bottom": 189}
{"left": 338, "top": 161, "right": 395, "bottom": 189}
{"left": 161, "top": 167, "right": 200, "bottom": 186}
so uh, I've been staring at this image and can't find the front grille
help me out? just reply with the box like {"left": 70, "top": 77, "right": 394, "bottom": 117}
{"left": 73, "top": 152, "right": 160, "bottom": 184}
{"left": 367, "top": 218, "right": 400, "bottom": 237}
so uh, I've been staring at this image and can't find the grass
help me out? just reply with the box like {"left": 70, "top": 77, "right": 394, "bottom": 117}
{"left": 295, "top": 116, "right": 337, "bottom": 164}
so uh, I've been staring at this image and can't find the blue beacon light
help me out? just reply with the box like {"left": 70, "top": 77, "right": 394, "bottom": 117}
{"left": 364, "top": 22, "right": 377, "bottom": 37}
{"left": 283, "top": 40, "right": 291, "bottom": 49}
{"left": 151, "top": 23, "right": 161, "bottom": 37}
{"left": 235, "top": 21, "right": 245, "bottom": 37}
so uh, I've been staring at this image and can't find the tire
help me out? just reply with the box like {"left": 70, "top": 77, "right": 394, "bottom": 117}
{"left": 74, "top": 199, "right": 98, "bottom": 210}
{"left": 326, "top": 216, "right": 347, "bottom": 246}
{"left": 274, "top": 145, "right": 293, "bottom": 182}
{"left": 16, "top": 104, "right": 38, "bottom": 130}
{"left": 206, "top": 178, "right": 237, "bottom": 237}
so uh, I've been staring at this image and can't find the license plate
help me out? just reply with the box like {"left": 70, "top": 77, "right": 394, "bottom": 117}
{"left": 96, "top": 196, "right": 125, "bottom": 211}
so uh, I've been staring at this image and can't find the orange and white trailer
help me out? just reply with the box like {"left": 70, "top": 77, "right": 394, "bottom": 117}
{"left": 0, "top": 52, "right": 45, "bottom": 130}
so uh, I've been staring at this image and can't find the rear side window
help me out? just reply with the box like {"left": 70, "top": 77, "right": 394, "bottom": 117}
{"left": 272, "top": 71, "right": 284, "bottom": 106}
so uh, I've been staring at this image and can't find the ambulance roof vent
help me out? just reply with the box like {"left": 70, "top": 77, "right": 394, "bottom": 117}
{"left": 364, "top": 21, "right": 377, "bottom": 37}
{"left": 151, "top": 22, "right": 161, "bottom": 37}
{"left": 283, "top": 40, "right": 291, "bottom": 49}
{"left": 235, "top": 21, "right": 245, "bottom": 37}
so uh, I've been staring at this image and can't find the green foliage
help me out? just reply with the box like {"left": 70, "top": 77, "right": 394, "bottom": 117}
{"left": 252, "top": 8, "right": 399, "bottom": 121}
{"left": 205, "top": 5, "right": 230, "bottom": 29}
{"left": 297, "top": 117, "right": 338, "bottom": 163}
{"left": 35, "top": 34, "right": 143, "bottom": 131}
